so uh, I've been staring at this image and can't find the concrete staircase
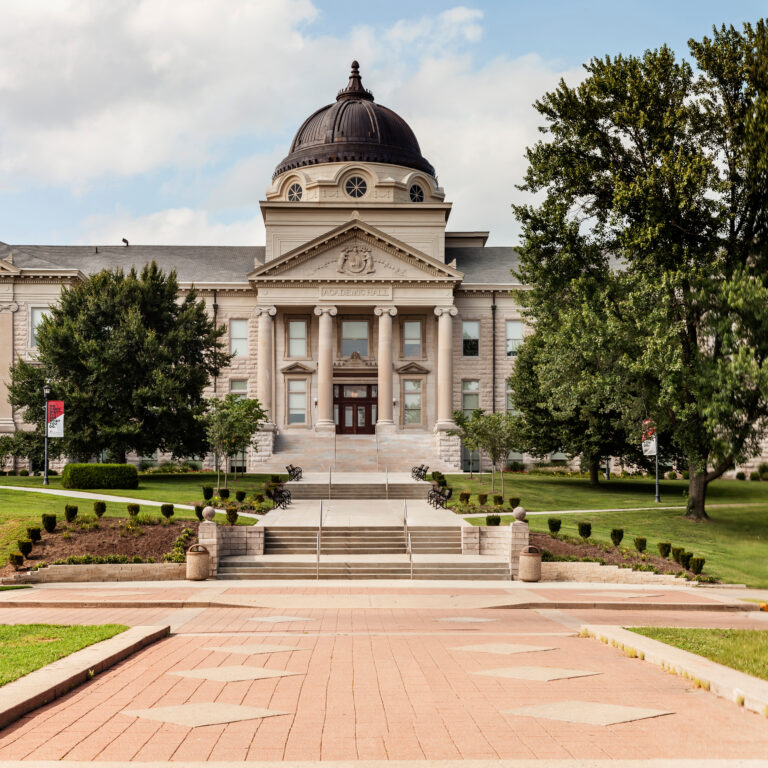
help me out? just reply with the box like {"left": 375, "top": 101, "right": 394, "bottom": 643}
{"left": 287, "top": 483, "right": 429, "bottom": 500}
{"left": 265, "top": 527, "right": 407, "bottom": 555}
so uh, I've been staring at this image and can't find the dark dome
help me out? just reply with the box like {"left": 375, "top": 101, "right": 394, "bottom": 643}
{"left": 273, "top": 62, "right": 435, "bottom": 179}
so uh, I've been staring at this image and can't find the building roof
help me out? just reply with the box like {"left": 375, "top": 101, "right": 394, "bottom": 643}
{"left": 448, "top": 247, "right": 520, "bottom": 285}
{"left": 274, "top": 62, "right": 435, "bottom": 180}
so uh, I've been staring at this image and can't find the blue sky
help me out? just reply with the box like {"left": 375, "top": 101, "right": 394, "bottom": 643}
{"left": 0, "top": 1, "right": 764, "bottom": 247}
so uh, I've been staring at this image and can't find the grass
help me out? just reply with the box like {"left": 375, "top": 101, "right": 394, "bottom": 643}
{"left": 0, "top": 623, "right": 127, "bottom": 686}
{"left": 466, "top": 503, "right": 768, "bottom": 588}
{"left": 629, "top": 627, "right": 768, "bottom": 682}
{"left": 0, "top": 585, "right": 30, "bottom": 590}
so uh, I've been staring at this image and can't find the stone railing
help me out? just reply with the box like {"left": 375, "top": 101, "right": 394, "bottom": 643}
{"left": 461, "top": 521, "right": 529, "bottom": 579}
{"left": 197, "top": 520, "right": 264, "bottom": 577}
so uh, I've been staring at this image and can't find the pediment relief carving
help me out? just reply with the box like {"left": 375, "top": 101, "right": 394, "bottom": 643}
{"left": 280, "top": 362, "right": 315, "bottom": 374}
{"left": 395, "top": 361, "right": 430, "bottom": 374}
{"left": 333, "top": 351, "right": 377, "bottom": 369}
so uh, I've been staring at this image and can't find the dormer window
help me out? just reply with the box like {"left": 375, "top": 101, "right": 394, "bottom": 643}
{"left": 409, "top": 184, "right": 424, "bottom": 202}
{"left": 288, "top": 183, "right": 303, "bottom": 201}
{"left": 345, "top": 176, "right": 367, "bottom": 198}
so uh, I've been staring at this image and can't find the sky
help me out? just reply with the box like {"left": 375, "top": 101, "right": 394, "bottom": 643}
{"left": 0, "top": 0, "right": 765, "bottom": 247}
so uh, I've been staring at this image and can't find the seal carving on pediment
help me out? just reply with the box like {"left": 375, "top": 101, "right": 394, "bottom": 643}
{"left": 337, "top": 245, "right": 374, "bottom": 275}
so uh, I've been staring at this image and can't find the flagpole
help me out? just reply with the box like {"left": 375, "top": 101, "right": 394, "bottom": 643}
{"left": 43, "top": 384, "right": 50, "bottom": 486}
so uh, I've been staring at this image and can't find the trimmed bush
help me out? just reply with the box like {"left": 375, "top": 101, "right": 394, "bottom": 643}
{"left": 547, "top": 517, "right": 562, "bottom": 534}
{"left": 194, "top": 504, "right": 204, "bottom": 521}
{"left": 127, "top": 503, "right": 140, "bottom": 517}
{"left": 160, "top": 504, "right": 174, "bottom": 520}
{"left": 17, "top": 539, "right": 32, "bottom": 557}
{"left": 478, "top": 493, "right": 488, "bottom": 506}
{"left": 508, "top": 497, "right": 521, "bottom": 508}
{"left": 26, "top": 526, "right": 41, "bottom": 543}
{"left": 690, "top": 556, "right": 705, "bottom": 575}
{"left": 657, "top": 542, "right": 672, "bottom": 558}
{"left": 93, "top": 501, "right": 106, "bottom": 518}
{"left": 202, "top": 485, "right": 214, "bottom": 500}
{"left": 61, "top": 463, "right": 138, "bottom": 489}
{"left": 681, "top": 470, "right": 689, "bottom": 479}
{"left": 610, "top": 528, "right": 624, "bottom": 547}
{"left": 577, "top": 521, "right": 592, "bottom": 540}
{"left": 19, "top": 469, "right": 29, "bottom": 476}
{"left": 235, "top": 490, "right": 246, "bottom": 503}
{"left": 255, "top": 493, "right": 264, "bottom": 503}
{"left": 493, "top": 494, "right": 503, "bottom": 506}
{"left": 9, "top": 552, "right": 24, "bottom": 569}
{"left": 270, "top": 474, "right": 282, "bottom": 484}
{"left": 226, "top": 506, "right": 239, "bottom": 526}
{"left": 679, "top": 551, "right": 693, "bottom": 569}
{"left": 219, "top": 488, "right": 230, "bottom": 500}
{"left": 64, "top": 504, "right": 78, "bottom": 523}
{"left": 736, "top": 471, "right": 746, "bottom": 480}
{"left": 671, "top": 546, "right": 684, "bottom": 564}
{"left": 485, "top": 514, "right": 501, "bottom": 526}
{"left": 633, "top": 536, "right": 647, "bottom": 553}
{"left": 459, "top": 492, "right": 470, "bottom": 504}
{"left": 666, "top": 470, "right": 677, "bottom": 480}
{"left": 750, "top": 470, "right": 761, "bottom": 481}
{"left": 42, "top": 514, "right": 56, "bottom": 533}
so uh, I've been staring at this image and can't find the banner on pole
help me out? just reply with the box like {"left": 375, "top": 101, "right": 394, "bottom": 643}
{"left": 47, "top": 400, "right": 64, "bottom": 438}
{"left": 642, "top": 418, "right": 657, "bottom": 456}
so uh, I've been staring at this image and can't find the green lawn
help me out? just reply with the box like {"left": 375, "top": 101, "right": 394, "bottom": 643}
{"left": 0, "top": 585, "right": 30, "bottom": 590}
{"left": 629, "top": 627, "right": 768, "bottom": 682}
{"left": 466, "top": 503, "right": 768, "bottom": 588}
{"left": 0, "top": 623, "right": 127, "bottom": 686}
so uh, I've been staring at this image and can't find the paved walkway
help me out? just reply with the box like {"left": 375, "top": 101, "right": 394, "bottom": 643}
{"left": 1, "top": 581, "right": 767, "bottom": 764}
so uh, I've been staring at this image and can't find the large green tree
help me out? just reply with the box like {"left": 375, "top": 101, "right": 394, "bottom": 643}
{"left": 514, "top": 21, "right": 768, "bottom": 519}
{"left": 8, "top": 263, "right": 231, "bottom": 462}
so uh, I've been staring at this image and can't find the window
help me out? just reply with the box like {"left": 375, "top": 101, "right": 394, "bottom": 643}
{"left": 30, "top": 307, "right": 49, "bottom": 347}
{"left": 287, "top": 379, "right": 307, "bottom": 424}
{"left": 229, "top": 319, "right": 248, "bottom": 357}
{"left": 345, "top": 176, "right": 367, "bottom": 198}
{"left": 462, "top": 320, "right": 479, "bottom": 356}
{"left": 409, "top": 184, "right": 424, "bottom": 202}
{"left": 506, "top": 385, "right": 518, "bottom": 414}
{"left": 402, "top": 320, "right": 422, "bottom": 357}
{"left": 506, "top": 320, "right": 523, "bottom": 357}
{"left": 230, "top": 380, "right": 247, "bottom": 399}
{"left": 462, "top": 379, "right": 479, "bottom": 416}
{"left": 403, "top": 380, "right": 422, "bottom": 424}
{"left": 287, "top": 319, "right": 308, "bottom": 357}
{"left": 287, "top": 183, "right": 303, "bottom": 202}
{"left": 341, "top": 320, "right": 368, "bottom": 357}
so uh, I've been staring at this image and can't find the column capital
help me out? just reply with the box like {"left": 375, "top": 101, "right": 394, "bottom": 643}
{"left": 0, "top": 302, "right": 19, "bottom": 314}
{"left": 314, "top": 305, "right": 338, "bottom": 317}
{"left": 253, "top": 305, "right": 277, "bottom": 317}
{"left": 373, "top": 306, "right": 397, "bottom": 317}
{"left": 434, "top": 305, "right": 458, "bottom": 317}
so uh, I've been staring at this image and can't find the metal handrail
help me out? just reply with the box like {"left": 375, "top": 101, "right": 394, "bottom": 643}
{"left": 375, "top": 430, "right": 380, "bottom": 471}
{"left": 316, "top": 532, "right": 321, "bottom": 580}
{"left": 385, "top": 466, "right": 388, "bottom": 500}
{"left": 334, "top": 431, "right": 337, "bottom": 470}
{"left": 408, "top": 532, "right": 413, "bottom": 580}
{"left": 317, "top": 499, "right": 322, "bottom": 580}
{"left": 328, "top": 466, "right": 332, "bottom": 499}
{"left": 403, "top": 499, "right": 408, "bottom": 541}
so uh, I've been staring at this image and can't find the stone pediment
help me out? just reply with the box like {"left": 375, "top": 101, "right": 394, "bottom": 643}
{"left": 395, "top": 361, "right": 430, "bottom": 374}
{"left": 249, "top": 220, "right": 463, "bottom": 284}
{"left": 280, "top": 362, "right": 315, "bottom": 374}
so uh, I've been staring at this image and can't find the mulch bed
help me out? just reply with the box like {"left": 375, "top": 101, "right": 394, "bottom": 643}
{"left": 1, "top": 518, "right": 195, "bottom": 577}
{"left": 530, "top": 531, "right": 687, "bottom": 576}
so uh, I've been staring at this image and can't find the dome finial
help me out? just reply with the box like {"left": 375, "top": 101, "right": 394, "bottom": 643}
{"left": 337, "top": 59, "right": 374, "bottom": 101}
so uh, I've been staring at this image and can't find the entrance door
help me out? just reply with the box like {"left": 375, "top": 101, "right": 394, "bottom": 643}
{"left": 334, "top": 383, "right": 378, "bottom": 434}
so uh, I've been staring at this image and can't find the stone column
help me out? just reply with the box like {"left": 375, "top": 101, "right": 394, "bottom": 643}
{"left": 0, "top": 301, "right": 18, "bottom": 435}
{"left": 314, "top": 305, "right": 337, "bottom": 432}
{"left": 254, "top": 306, "right": 277, "bottom": 421}
{"left": 434, "top": 305, "right": 458, "bottom": 428}
{"left": 374, "top": 305, "right": 397, "bottom": 433}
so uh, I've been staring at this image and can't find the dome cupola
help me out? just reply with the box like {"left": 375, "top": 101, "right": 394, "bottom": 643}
{"left": 273, "top": 62, "right": 435, "bottom": 179}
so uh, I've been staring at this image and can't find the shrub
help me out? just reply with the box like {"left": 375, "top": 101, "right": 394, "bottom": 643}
{"left": 540, "top": 548, "right": 555, "bottom": 562}
{"left": 271, "top": 474, "right": 282, "bottom": 483}
{"left": 160, "top": 504, "right": 174, "bottom": 520}
{"left": 61, "top": 463, "right": 138, "bottom": 489}
{"left": 761, "top": 471, "right": 768, "bottom": 482}
{"left": 226, "top": 506, "right": 239, "bottom": 525}
{"left": 679, "top": 551, "right": 693, "bottom": 569}
{"left": 508, "top": 461, "right": 525, "bottom": 472}
{"left": 485, "top": 514, "right": 501, "bottom": 526}
{"left": 93, "top": 501, "right": 106, "bottom": 518}
{"left": 202, "top": 485, "right": 214, "bottom": 500}
{"left": 194, "top": 504, "right": 204, "bottom": 521}
{"left": 437, "top": 476, "right": 448, "bottom": 487}
{"left": 578, "top": 521, "right": 592, "bottom": 540}
{"left": 459, "top": 492, "right": 470, "bottom": 504}
{"left": 610, "top": 528, "right": 624, "bottom": 547}
{"left": 493, "top": 494, "right": 503, "bottom": 506}
{"left": 430, "top": 470, "right": 443, "bottom": 481}
{"left": 759, "top": 462, "right": 768, "bottom": 475}
{"left": 478, "top": 493, "right": 488, "bottom": 506}
{"left": 671, "top": 546, "right": 684, "bottom": 564}
{"left": 547, "top": 517, "right": 562, "bottom": 534}
{"left": 657, "top": 542, "right": 672, "bottom": 558}
{"left": 42, "top": 513, "right": 56, "bottom": 533}
{"left": 681, "top": 470, "right": 689, "bottom": 479}
{"left": 255, "top": 493, "right": 264, "bottom": 503}
{"left": 19, "top": 469, "right": 29, "bottom": 476}
{"left": 64, "top": 504, "right": 78, "bottom": 523}
{"left": 508, "top": 497, "right": 521, "bottom": 508}
{"left": 633, "top": 536, "right": 647, "bottom": 553}
{"left": 26, "top": 526, "right": 41, "bottom": 543}
{"left": 736, "top": 471, "right": 746, "bottom": 481}
{"left": 666, "top": 470, "right": 677, "bottom": 480}
{"left": 219, "top": 488, "right": 230, "bottom": 500}
{"left": 17, "top": 539, "right": 33, "bottom": 557}
{"left": 235, "top": 490, "right": 246, "bottom": 502}
{"left": 9, "top": 552, "right": 24, "bottom": 569}
{"left": 125, "top": 503, "right": 139, "bottom": 517}
{"left": 690, "top": 556, "right": 705, "bottom": 575}
{"left": 750, "top": 471, "right": 761, "bottom": 481}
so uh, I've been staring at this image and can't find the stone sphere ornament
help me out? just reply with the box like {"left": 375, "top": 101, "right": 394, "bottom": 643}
{"left": 202, "top": 506, "right": 216, "bottom": 521}
{"left": 512, "top": 506, "right": 527, "bottom": 521}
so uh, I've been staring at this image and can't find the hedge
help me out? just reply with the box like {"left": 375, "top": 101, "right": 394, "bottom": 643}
{"left": 61, "top": 463, "right": 138, "bottom": 489}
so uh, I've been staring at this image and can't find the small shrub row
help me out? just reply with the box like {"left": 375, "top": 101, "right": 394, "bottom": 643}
{"left": 485, "top": 514, "right": 501, "bottom": 526}
{"left": 164, "top": 527, "right": 195, "bottom": 562}
{"left": 64, "top": 504, "right": 78, "bottom": 523}
{"left": 51, "top": 554, "right": 156, "bottom": 565}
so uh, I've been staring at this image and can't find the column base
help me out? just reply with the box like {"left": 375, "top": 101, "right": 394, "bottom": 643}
{"left": 375, "top": 421, "right": 397, "bottom": 435}
{"left": 315, "top": 421, "right": 336, "bottom": 433}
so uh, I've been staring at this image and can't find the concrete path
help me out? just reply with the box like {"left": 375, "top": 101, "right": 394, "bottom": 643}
{"left": 1, "top": 581, "right": 768, "bottom": 763}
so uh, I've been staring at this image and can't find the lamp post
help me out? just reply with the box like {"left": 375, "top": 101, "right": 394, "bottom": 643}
{"left": 43, "top": 384, "right": 50, "bottom": 486}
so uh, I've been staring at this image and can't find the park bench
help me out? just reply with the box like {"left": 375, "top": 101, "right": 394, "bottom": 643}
{"left": 411, "top": 464, "right": 429, "bottom": 481}
{"left": 428, "top": 486, "right": 452, "bottom": 508}
{"left": 286, "top": 464, "right": 303, "bottom": 481}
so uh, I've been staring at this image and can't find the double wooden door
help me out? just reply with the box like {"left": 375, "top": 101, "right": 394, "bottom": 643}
{"left": 334, "top": 383, "right": 378, "bottom": 434}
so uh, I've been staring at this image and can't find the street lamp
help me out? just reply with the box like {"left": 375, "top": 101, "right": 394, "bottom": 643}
{"left": 43, "top": 384, "right": 50, "bottom": 486}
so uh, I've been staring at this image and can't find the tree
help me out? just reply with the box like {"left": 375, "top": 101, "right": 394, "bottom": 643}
{"left": 450, "top": 408, "right": 484, "bottom": 479}
{"left": 514, "top": 21, "right": 768, "bottom": 519}
{"left": 0, "top": 434, "right": 13, "bottom": 472}
{"left": 473, "top": 412, "right": 521, "bottom": 497}
{"left": 203, "top": 394, "right": 266, "bottom": 489}
{"left": 8, "top": 263, "right": 230, "bottom": 463}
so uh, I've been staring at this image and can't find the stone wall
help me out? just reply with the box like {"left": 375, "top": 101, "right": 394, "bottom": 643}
{"left": 23, "top": 563, "right": 186, "bottom": 583}
{"left": 460, "top": 521, "right": 529, "bottom": 579}
{"left": 541, "top": 561, "right": 682, "bottom": 584}
{"left": 198, "top": 520, "right": 264, "bottom": 576}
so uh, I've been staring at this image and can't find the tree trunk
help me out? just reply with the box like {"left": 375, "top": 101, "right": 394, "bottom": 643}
{"left": 686, "top": 468, "right": 710, "bottom": 520}
{"left": 490, "top": 464, "right": 495, "bottom": 493}
{"left": 588, "top": 459, "right": 600, "bottom": 487}
{"left": 500, "top": 463, "right": 504, "bottom": 497}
